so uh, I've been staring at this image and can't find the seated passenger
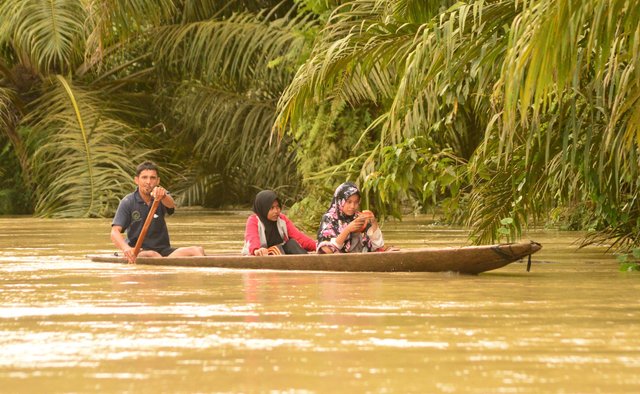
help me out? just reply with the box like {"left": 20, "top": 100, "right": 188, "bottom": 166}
{"left": 317, "top": 182, "right": 384, "bottom": 254}
{"left": 242, "top": 190, "right": 316, "bottom": 256}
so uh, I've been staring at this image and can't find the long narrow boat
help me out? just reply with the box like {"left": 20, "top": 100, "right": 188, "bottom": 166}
{"left": 87, "top": 240, "right": 541, "bottom": 274}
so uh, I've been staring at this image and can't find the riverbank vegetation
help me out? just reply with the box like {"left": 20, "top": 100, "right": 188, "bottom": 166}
{"left": 1, "top": 0, "right": 639, "bottom": 251}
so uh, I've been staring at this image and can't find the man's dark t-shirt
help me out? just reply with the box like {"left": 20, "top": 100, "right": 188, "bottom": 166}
{"left": 112, "top": 188, "right": 174, "bottom": 252}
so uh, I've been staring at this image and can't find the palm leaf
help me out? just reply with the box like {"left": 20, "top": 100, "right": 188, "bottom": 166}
{"left": 0, "top": 0, "right": 86, "bottom": 73}
{"left": 275, "top": 0, "right": 416, "bottom": 134}
{"left": 152, "top": 7, "right": 314, "bottom": 89}
{"left": 24, "top": 76, "right": 150, "bottom": 217}
{"left": 146, "top": 5, "right": 314, "bottom": 200}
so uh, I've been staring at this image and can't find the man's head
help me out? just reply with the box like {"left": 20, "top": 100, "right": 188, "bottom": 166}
{"left": 135, "top": 161, "right": 160, "bottom": 196}
{"left": 136, "top": 161, "right": 159, "bottom": 177}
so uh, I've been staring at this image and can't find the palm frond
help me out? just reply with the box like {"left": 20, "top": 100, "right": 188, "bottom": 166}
{"left": 172, "top": 168, "right": 223, "bottom": 207}
{"left": 0, "top": 0, "right": 86, "bottom": 73}
{"left": 177, "top": 0, "right": 295, "bottom": 22}
{"left": 501, "top": 0, "right": 640, "bottom": 159}
{"left": 81, "top": 0, "right": 177, "bottom": 73}
{"left": 24, "top": 76, "right": 151, "bottom": 217}
{"left": 170, "top": 81, "right": 277, "bottom": 165}
{"left": 382, "top": 0, "right": 452, "bottom": 23}
{"left": 0, "top": 86, "right": 32, "bottom": 186}
{"left": 145, "top": 6, "right": 313, "bottom": 202}
{"left": 275, "top": 0, "right": 417, "bottom": 134}
{"left": 177, "top": 85, "right": 299, "bottom": 192}
{"left": 152, "top": 7, "right": 315, "bottom": 90}
{"left": 386, "top": 1, "right": 518, "bottom": 144}
{"left": 0, "top": 87, "right": 19, "bottom": 136}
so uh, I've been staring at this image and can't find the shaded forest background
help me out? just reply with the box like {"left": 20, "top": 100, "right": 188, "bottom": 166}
{"left": 1, "top": 0, "right": 639, "bottom": 250}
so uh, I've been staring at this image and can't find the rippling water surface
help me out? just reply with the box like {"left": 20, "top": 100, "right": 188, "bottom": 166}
{"left": 1, "top": 211, "right": 639, "bottom": 393}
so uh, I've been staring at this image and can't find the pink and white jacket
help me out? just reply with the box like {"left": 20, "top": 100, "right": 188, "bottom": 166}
{"left": 242, "top": 213, "right": 316, "bottom": 255}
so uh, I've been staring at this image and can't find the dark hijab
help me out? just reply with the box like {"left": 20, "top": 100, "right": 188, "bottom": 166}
{"left": 253, "top": 190, "right": 283, "bottom": 246}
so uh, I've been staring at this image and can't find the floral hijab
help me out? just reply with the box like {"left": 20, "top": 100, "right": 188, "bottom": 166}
{"left": 316, "top": 182, "right": 373, "bottom": 252}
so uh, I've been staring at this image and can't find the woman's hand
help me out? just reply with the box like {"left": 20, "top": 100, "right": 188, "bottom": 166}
{"left": 346, "top": 217, "right": 367, "bottom": 233}
{"left": 367, "top": 214, "right": 379, "bottom": 232}
{"left": 319, "top": 245, "right": 335, "bottom": 254}
{"left": 253, "top": 247, "right": 269, "bottom": 256}
{"left": 356, "top": 210, "right": 376, "bottom": 232}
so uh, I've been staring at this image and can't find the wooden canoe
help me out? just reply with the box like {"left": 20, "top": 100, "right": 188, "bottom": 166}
{"left": 87, "top": 240, "right": 541, "bottom": 274}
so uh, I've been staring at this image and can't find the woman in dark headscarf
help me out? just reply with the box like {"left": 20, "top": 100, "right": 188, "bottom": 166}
{"left": 242, "top": 190, "right": 316, "bottom": 256}
{"left": 317, "top": 182, "right": 384, "bottom": 254}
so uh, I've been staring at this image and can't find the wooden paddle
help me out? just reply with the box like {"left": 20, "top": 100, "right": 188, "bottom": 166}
{"left": 132, "top": 197, "right": 161, "bottom": 259}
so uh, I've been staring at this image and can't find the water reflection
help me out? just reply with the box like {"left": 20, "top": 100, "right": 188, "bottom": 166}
{"left": 0, "top": 214, "right": 639, "bottom": 393}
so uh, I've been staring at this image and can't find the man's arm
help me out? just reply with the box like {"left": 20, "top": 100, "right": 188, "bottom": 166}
{"left": 152, "top": 186, "right": 175, "bottom": 209}
{"left": 111, "top": 225, "right": 136, "bottom": 263}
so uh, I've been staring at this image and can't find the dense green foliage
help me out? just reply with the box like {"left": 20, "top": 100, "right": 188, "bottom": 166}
{"left": 617, "top": 249, "right": 640, "bottom": 271}
{"left": 0, "top": 0, "right": 306, "bottom": 217}
{"left": 277, "top": 0, "right": 640, "bottom": 248}
{"left": 1, "top": 0, "right": 639, "bottom": 251}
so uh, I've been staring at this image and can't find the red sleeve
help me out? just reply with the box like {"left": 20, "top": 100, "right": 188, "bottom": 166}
{"left": 281, "top": 214, "right": 317, "bottom": 251}
{"left": 244, "top": 215, "right": 262, "bottom": 255}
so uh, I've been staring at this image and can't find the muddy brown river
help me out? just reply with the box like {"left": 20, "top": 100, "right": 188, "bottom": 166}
{"left": 1, "top": 212, "right": 638, "bottom": 392}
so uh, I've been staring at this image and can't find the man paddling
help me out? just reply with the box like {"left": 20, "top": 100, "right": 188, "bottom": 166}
{"left": 110, "top": 161, "right": 205, "bottom": 263}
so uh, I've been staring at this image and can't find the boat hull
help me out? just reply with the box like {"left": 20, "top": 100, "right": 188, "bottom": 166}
{"left": 87, "top": 241, "right": 542, "bottom": 274}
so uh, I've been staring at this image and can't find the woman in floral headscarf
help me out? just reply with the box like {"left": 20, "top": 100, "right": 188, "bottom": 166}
{"left": 316, "top": 182, "right": 384, "bottom": 254}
